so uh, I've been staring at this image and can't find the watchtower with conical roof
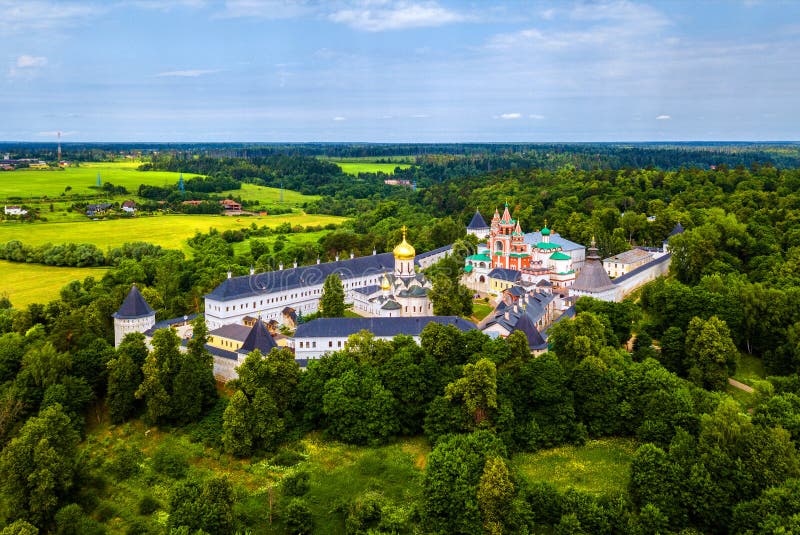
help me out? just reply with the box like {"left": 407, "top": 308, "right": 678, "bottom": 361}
{"left": 466, "top": 209, "right": 490, "bottom": 240}
{"left": 112, "top": 284, "right": 156, "bottom": 347}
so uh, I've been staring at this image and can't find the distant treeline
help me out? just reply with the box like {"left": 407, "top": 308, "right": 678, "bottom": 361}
{"left": 4, "top": 141, "right": 800, "bottom": 169}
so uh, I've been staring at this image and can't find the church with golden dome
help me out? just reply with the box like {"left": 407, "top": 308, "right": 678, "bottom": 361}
{"left": 352, "top": 226, "right": 434, "bottom": 317}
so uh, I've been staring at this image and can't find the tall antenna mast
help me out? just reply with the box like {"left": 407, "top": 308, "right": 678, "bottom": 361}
{"left": 57, "top": 131, "right": 62, "bottom": 162}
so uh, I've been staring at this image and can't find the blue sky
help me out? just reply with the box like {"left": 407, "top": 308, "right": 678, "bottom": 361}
{"left": 1, "top": 0, "right": 799, "bottom": 142}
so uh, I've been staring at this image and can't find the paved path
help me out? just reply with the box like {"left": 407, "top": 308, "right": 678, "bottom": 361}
{"left": 728, "top": 378, "right": 754, "bottom": 393}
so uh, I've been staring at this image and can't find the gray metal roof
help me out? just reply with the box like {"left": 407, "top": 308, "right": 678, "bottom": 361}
{"left": 113, "top": 285, "right": 155, "bottom": 319}
{"left": 489, "top": 268, "right": 521, "bottom": 282}
{"left": 415, "top": 244, "right": 453, "bottom": 262}
{"left": 613, "top": 253, "right": 671, "bottom": 285}
{"left": 239, "top": 320, "right": 278, "bottom": 354}
{"left": 523, "top": 232, "right": 584, "bottom": 252}
{"left": 512, "top": 313, "right": 548, "bottom": 350}
{"left": 669, "top": 222, "right": 685, "bottom": 236}
{"left": 209, "top": 323, "right": 252, "bottom": 342}
{"left": 206, "top": 252, "right": 396, "bottom": 301}
{"left": 467, "top": 210, "right": 489, "bottom": 229}
{"left": 295, "top": 316, "right": 475, "bottom": 338}
{"left": 572, "top": 243, "right": 615, "bottom": 292}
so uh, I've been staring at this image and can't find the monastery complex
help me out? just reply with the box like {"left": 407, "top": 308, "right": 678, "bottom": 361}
{"left": 113, "top": 203, "right": 682, "bottom": 381}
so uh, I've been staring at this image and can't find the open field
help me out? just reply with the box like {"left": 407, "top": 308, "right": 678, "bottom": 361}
{"left": 0, "top": 161, "right": 196, "bottom": 199}
{"left": 512, "top": 437, "right": 638, "bottom": 496}
{"left": 332, "top": 162, "right": 412, "bottom": 175}
{"left": 0, "top": 213, "right": 347, "bottom": 252}
{"left": 0, "top": 260, "right": 108, "bottom": 307}
{"left": 84, "top": 417, "right": 426, "bottom": 535}
{"left": 220, "top": 183, "right": 320, "bottom": 205}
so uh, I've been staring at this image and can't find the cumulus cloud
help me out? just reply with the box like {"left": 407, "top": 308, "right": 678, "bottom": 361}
{"left": 330, "top": 1, "right": 469, "bottom": 32}
{"left": 156, "top": 69, "right": 219, "bottom": 77}
{"left": 500, "top": 112, "right": 521, "bottom": 119}
{"left": 332, "top": 116, "right": 346, "bottom": 121}
{"left": 656, "top": 114, "right": 671, "bottom": 120}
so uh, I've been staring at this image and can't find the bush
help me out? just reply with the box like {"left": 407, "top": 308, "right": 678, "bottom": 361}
{"left": 284, "top": 498, "right": 313, "bottom": 535}
{"left": 138, "top": 495, "right": 160, "bottom": 515}
{"left": 106, "top": 443, "right": 143, "bottom": 479}
{"left": 271, "top": 449, "right": 306, "bottom": 467}
{"left": 151, "top": 445, "right": 189, "bottom": 479}
{"left": 282, "top": 470, "right": 310, "bottom": 497}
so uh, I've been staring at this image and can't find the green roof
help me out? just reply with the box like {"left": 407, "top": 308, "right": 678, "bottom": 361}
{"left": 536, "top": 242, "right": 561, "bottom": 250}
{"left": 549, "top": 252, "right": 571, "bottom": 261}
{"left": 556, "top": 270, "right": 575, "bottom": 275}
{"left": 541, "top": 227, "right": 551, "bottom": 236}
{"left": 464, "top": 265, "right": 474, "bottom": 273}
{"left": 466, "top": 254, "right": 491, "bottom": 262}
{"left": 509, "top": 253, "right": 530, "bottom": 258}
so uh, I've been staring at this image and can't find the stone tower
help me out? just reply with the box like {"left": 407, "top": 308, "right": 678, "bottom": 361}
{"left": 113, "top": 284, "right": 156, "bottom": 347}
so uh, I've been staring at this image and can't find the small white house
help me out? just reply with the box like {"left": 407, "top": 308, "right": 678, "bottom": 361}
{"left": 122, "top": 201, "right": 136, "bottom": 213}
{"left": 4, "top": 206, "right": 27, "bottom": 216}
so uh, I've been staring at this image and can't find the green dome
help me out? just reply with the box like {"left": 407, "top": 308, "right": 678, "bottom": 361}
{"left": 541, "top": 226, "right": 551, "bottom": 236}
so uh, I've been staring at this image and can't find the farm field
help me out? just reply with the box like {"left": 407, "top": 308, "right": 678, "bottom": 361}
{"left": 83, "top": 417, "right": 426, "bottom": 535}
{"left": 512, "top": 437, "right": 638, "bottom": 496}
{"left": 0, "top": 213, "right": 347, "bottom": 252}
{"left": 332, "top": 161, "right": 412, "bottom": 175}
{"left": 0, "top": 161, "right": 196, "bottom": 198}
{"left": 0, "top": 260, "right": 107, "bottom": 307}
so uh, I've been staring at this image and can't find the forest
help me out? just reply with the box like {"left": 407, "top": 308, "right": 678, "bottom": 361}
{"left": 1, "top": 144, "right": 800, "bottom": 533}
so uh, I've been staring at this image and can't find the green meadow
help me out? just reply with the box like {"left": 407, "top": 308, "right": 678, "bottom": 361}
{"left": 0, "top": 161, "right": 194, "bottom": 199}
{"left": 332, "top": 162, "right": 412, "bottom": 175}
{"left": 0, "top": 213, "right": 347, "bottom": 252}
{"left": 512, "top": 437, "right": 638, "bottom": 496}
{"left": 83, "top": 418, "right": 426, "bottom": 535}
{"left": 232, "top": 230, "right": 331, "bottom": 256}
{"left": 0, "top": 260, "right": 108, "bottom": 307}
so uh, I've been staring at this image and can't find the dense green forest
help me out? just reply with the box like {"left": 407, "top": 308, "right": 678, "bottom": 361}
{"left": 2, "top": 145, "right": 800, "bottom": 533}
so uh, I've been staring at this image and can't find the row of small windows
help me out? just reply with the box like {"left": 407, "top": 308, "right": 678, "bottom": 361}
{"left": 210, "top": 277, "right": 385, "bottom": 313}
{"left": 297, "top": 341, "right": 317, "bottom": 348}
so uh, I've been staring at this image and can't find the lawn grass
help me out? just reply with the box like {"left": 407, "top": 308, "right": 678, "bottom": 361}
{"left": 0, "top": 161, "right": 196, "bottom": 199}
{"left": 332, "top": 162, "right": 412, "bottom": 175}
{"left": 0, "top": 213, "right": 347, "bottom": 252}
{"left": 0, "top": 260, "right": 108, "bottom": 307}
{"left": 82, "top": 416, "right": 427, "bottom": 535}
{"left": 471, "top": 302, "right": 494, "bottom": 322}
{"left": 512, "top": 437, "right": 639, "bottom": 496}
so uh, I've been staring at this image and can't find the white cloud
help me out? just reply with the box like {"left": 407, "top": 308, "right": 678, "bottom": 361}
{"left": 332, "top": 116, "right": 346, "bottom": 121}
{"left": 0, "top": 1, "right": 102, "bottom": 34}
{"left": 156, "top": 69, "right": 219, "bottom": 77}
{"left": 16, "top": 55, "right": 47, "bottom": 68}
{"left": 411, "top": 114, "right": 429, "bottom": 118}
{"left": 529, "top": 114, "right": 545, "bottom": 120}
{"left": 330, "top": 1, "right": 469, "bottom": 32}
{"left": 656, "top": 114, "right": 671, "bottom": 120}
{"left": 216, "top": 0, "right": 314, "bottom": 19}
{"left": 126, "top": 0, "right": 208, "bottom": 10}
{"left": 500, "top": 112, "right": 521, "bottom": 119}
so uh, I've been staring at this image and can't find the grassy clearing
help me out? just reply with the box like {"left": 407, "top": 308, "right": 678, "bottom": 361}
{"left": 332, "top": 162, "right": 412, "bottom": 175}
{"left": 734, "top": 353, "right": 766, "bottom": 386}
{"left": 0, "top": 161, "right": 195, "bottom": 199}
{"left": 471, "top": 302, "right": 494, "bottom": 322}
{"left": 0, "top": 213, "right": 347, "bottom": 252}
{"left": 0, "top": 260, "right": 108, "bottom": 307}
{"left": 512, "top": 437, "right": 638, "bottom": 496}
{"left": 83, "top": 417, "right": 427, "bottom": 535}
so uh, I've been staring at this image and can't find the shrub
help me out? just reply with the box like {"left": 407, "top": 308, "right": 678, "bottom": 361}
{"left": 282, "top": 470, "right": 310, "bottom": 497}
{"left": 151, "top": 445, "right": 189, "bottom": 479}
{"left": 106, "top": 443, "right": 143, "bottom": 479}
{"left": 284, "top": 498, "right": 313, "bottom": 535}
{"left": 138, "top": 495, "right": 161, "bottom": 515}
{"left": 271, "top": 449, "right": 306, "bottom": 467}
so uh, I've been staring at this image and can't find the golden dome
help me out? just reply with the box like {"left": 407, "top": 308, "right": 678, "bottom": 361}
{"left": 381, "top": 272, "right": 391, "bottom": 291}
{"left": 393, "top": 226, "right": 416, "bottom": 260}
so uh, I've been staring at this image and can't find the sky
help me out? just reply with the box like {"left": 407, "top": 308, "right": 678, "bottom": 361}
{"left": 1, "top": 0, "right": 799, "bottom": 142}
